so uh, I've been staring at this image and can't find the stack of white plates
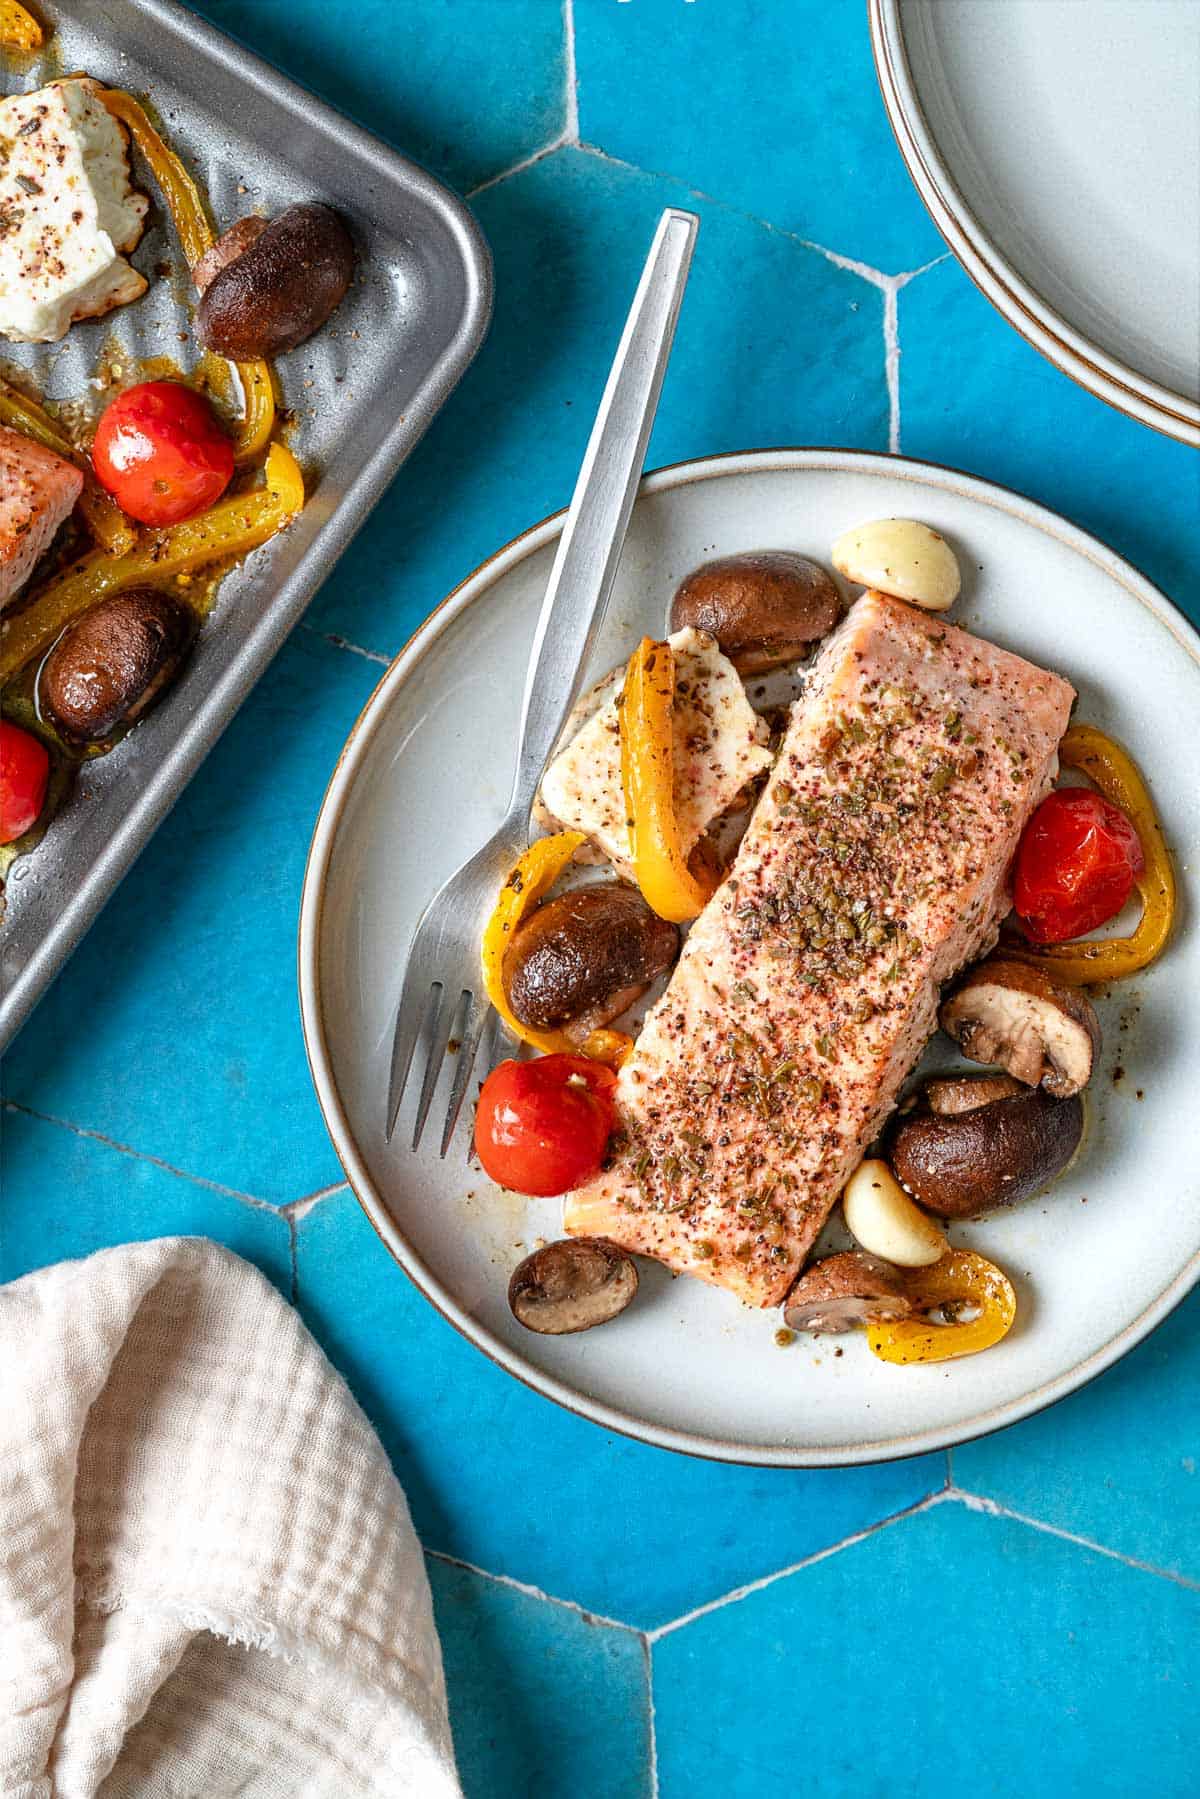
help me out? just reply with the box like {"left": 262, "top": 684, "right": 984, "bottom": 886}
{"left": 871, "top": 0, "right": 1200, "bottom": 445}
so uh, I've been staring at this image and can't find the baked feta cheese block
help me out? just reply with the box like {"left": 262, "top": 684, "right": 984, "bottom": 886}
{"left": 538, "top": 627, "right": 773, "bottom": 880}
{"left": 0, "top": 78, "right": 149, "bottom": 344}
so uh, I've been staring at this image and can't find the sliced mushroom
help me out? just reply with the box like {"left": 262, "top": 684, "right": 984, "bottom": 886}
{"left": 197, "top": 203, "right": 356, "bottom": 359}
{"left": 669, "top": 552, "right": 843, "bottom": 674}
{"left": 923, "top": 1073, "right": 1025, "bottom": 1116}
{"left": 891, "top": 1087, "right": 1083, "bottom": 1218}
{"left": 39, "top": 589, "right": 195, "bottom": 741}
{"left": 783, "top": 1252, "right": 912, "bottom": 1335}
{"left": 504, "top": 884, "right": 678, "bottom": 1039}
{"left": 508, "top": 1238, "right": 638, "bottom": 1335}
{"left": 939, "top": 959, "right": 1101, "bottom": 1098}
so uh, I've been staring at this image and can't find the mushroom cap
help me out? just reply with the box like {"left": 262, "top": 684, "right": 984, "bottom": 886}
{"left": 197, "top": 202, "right": 356, "bottom": 359}
{"left": 783, "top": 1252, "right": 912, "bottom": 1334}
{"left": 891, "top": 1087, "right": 1084, "bottom": 1218}
{"left": 508, "top": 1238, "right": 638, "bottom": 1335}
{"left": 668, "top": 552, "right": 843, "bottom": 674}
{"left": 939, "top": 958, "right": 1101, "bottom": 1098}
{"left": 39, "top": 588, "right": 194, "bottom": 741}
{"left": 504, "top": 884, "right": 678, "bottom": 1035}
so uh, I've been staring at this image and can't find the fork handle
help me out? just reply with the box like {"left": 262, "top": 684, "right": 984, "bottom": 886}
{"left": 508, "top": 207, "right": 699, "bottom": 817}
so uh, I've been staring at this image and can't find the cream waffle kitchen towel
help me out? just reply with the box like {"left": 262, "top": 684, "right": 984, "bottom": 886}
{"left": 0, "top": 1237, "right": 461, "bottom": 1799}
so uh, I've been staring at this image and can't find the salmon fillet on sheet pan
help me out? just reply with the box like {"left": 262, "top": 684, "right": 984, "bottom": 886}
{"left": 565, "top": 590, "right": 1075, "bottom": 1307}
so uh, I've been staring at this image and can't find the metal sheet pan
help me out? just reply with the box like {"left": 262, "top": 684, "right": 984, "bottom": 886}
{"left": 0, "top": 0, "right": 492, "bottom": 1047}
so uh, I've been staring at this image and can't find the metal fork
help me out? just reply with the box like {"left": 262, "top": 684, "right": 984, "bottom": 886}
{"left": 386, "top": 206, "right": 699, "bottom": 1152}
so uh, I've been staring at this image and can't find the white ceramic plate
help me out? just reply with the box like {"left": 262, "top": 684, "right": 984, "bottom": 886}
{"left": 299, "top": 450, "right": 1200, "bottom": 1466}
{"left": 870, "top": 0, "right": 1200, "bottom": 446}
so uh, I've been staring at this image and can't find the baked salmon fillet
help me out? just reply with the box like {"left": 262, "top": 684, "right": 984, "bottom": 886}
{"left": 565, "top": 590, "right": 1075, "bottom": 1307}
{"left": 0, "top": 425, "right": 83, "bottom": 607}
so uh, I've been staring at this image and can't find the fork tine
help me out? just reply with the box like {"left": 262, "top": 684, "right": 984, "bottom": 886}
{"left": 465, "top": 1008, "right": 500, "bottom": 1165}
{"left": 412, "top": 982, "right": 456, "bottom": 1150}
{"left": 439, "top": 992, "right": 487, "bottom": 1158}
{"left": 386, "top": 970, "right": 440, "bottom": 1141}
{"left": 488, "top": 1010, "right": 515, "bottom": 1074}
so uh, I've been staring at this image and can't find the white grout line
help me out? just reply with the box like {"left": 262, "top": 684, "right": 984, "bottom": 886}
{"left": 883, "top": 282, "right": 902, "bottom": 452}
{"left": 282, "top": 1181, "right": 350, "bottom": 1223}
{"left": 562, "top": 0, "right": 579, "bottom": 144}
{"left": 1, "top": 1099, "right": 279, "bottom": 1214}
{"left": 465, "top": 0, "right": 577, "bottom": 200}
{"left": 647, "top": 1487, "right": 954, "bottom": 1641}
{"left": 299, "top": 621, "right": 391, "bottom": 667}
{"left": 426, "top": 1548, "right": 640, "bottom": 1633}
{"left": 465, "top": 133, "right": 569, "bottom": 202}
{"left": 886, "top": 253, "right": 951, "bottom": 454}
{"left": 567, "top": 141, "right": 954, "bottom": 458}
{"left": 950, "top": 1488, "right": 1200, "bottom": 1592}
{"left": 644, "top": 1637, "right": 660, "bottom": 1799}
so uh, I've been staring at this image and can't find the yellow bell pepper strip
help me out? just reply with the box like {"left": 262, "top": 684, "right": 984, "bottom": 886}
{"left": 0, "top": 381, "right": 136, "bottom": 555}
{"left": 620, "top": 637, "right": 719, "bottom": 924}
{"left": 100, "top": 90, "right": 276, "bottom": 462}
{"left": 583, "top": 1028, "right": 635, "bottom": 1070}
{"left": 1004, "top": 723, "right": 1174, "bottom": 986}
{"left": 0, "top": 0, "right": 43, "bottom": 48}
{"left": 482, "top": 833, "right": 587, "bottom": 1055}
{"left": 867, "top": 1249, "right": 1016, "bottom": 1365}
{"left": 227, "top": 356, "right": 276, "bottom": 463}
{"left": 0, "top": 443, "right": 303, "bottom": 684}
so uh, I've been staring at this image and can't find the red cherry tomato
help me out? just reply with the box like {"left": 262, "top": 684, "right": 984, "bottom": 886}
{"left": 0, "top": 719, "right": 51, "bottom": 844}
{"left": 1013, "top": 786, "right": 1145, "bottom": 944}
{"left": 92, "top": 380, "right": 234, "bottom": 527}
{"left": 474, "top": 1054, "right": 618, "bottom": 1197}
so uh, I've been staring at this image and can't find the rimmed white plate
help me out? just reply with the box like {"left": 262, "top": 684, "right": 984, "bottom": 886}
{"left": 870, "top": 0, "right": 1200, "bottom": 446}
{"left": 299, "top": 450, "right": 1200, "bottom": 1466}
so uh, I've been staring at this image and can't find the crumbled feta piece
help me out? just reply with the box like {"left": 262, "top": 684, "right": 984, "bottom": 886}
{"left": 538, "top": 627, "right": 773, "bottom": 877}
{"left": 0, "top": 78, "right": 149, "bottom": 343}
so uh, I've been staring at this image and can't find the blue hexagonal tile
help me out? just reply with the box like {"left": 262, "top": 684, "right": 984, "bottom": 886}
{"left": 430, "top": 1557, "right": 649, "bottom": 1799}
{"left": 0, "top": 1105, "right": 291, "bottom": 1292}
{"left": 898, "top": 260, "right": 1200, "bottom": 626}
{"left": 2, "top": 631, "right": 378, "bottom": 1206}
{"left": 652, "top": 1500, "right": 1199, "bottom": 1797}
{"left": 293, "top": 1190, "right": 943, "bottom": 1631}
{"left": 952, "top": 1288, "right": 1200, "bottom": 1584}
{"left": 188, "top": 0, "right": 569, "bottom": 196}
{"left": 307, "top": 142, "right": 889, "bottom": 659}
{"left": 574, "top": 0, "right": 943, "bottom": 272}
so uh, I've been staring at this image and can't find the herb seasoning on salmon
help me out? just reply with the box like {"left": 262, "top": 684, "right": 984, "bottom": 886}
{"left": 564, "top": 591, "right": 1075, "bottom": 1306}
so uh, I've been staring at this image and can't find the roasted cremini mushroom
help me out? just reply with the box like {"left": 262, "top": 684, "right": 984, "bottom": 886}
{"left": 197, "top": 203, "right": 356, "bottom": 359}
{"left": 939, "top": 959, "right": 1101, "bottom": 1098}
{"left": 508, "top": 1238, "right": 638, "bottom": 1335}
{"left": 504, "top": 884, "right": 678, "bottom": 1039}
{"left": 891, "top": 1085, "right": 1083, "bottom": 1218}
{"left": 39, "top": 589, "right": 195, "bottom": 741}
{"left": 784, "top": 1252, "right": 912, "bottom": 1335}
{"left": 668, "top": 552, "right": 842, "bottom": 674}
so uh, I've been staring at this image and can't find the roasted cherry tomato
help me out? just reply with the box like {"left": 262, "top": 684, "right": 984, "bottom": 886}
{"left": 92, "top": 380, "right": 234, "bottom": 527}
{"left": 475, "top": 1054, "right": 618, "bottom": 1197}
{"left": 0, "top": 718, "right": 50, "bottom": 844}
{"left": 1014, "top": 786, "right": 1145, "bottom": 945}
